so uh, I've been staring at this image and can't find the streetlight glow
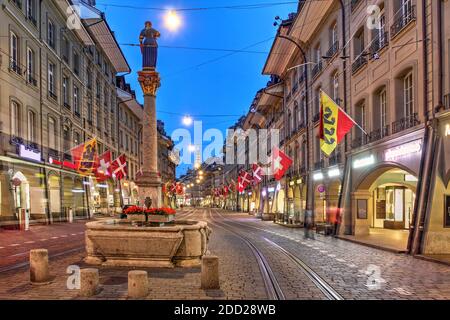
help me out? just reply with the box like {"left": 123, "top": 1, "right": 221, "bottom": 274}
{"left": 182, "top": 115, "right": 193, "bottom": 126}
{"left": 164, "top": 10, "right": 181, "bottom": 32}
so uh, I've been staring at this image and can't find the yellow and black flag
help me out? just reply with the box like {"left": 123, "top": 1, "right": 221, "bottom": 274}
{"left": 319, "top": 91, "right": 356, "bottom": 157}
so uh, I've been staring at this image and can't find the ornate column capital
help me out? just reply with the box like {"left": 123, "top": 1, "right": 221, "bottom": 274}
{"left": 138, "top": 70, "right": 161, "bottom": 96}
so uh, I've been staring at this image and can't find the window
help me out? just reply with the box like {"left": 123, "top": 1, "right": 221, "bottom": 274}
{"left": 26, "top": 0, "right": 36, "bottom": 24}
{"left": 332, "top": 72, "right": 339, "bottom": 101}
{"left": 119, "top": 130, "right": 123, "bottom": 147}
{"left": 87, "top": 69, "right": 92, "bottom": 88}
{"left": 331, "top": 22, "right": 338, "bottom": 46}
{"left": 10, "top": 101, "right": 20, "bottom": 136}
{"left": 315, "top": 45, "right": 321, "bottom": 63}
{"left": 10, "top": 31, "right": 19, "bottom": 73}
{"left": 403, "top": 72, "right": 414, "bottom": 117}
{"left": 48, "top": 117, "right": 57, "bottom": 150}
{"left": 125, "top": 134, "right": 129, "bottom": 151}
{"left": 378, "top": 12, "right": 386, "bottom": 47}
{"left": 87, "top": 101, "right": 93, "bottom": 122}
{"left": 47, "top": 19, "right": 55, "bottom": 48}
{"left": 48, "top": 62, "right": 56, "bottom": 97}
{"left": 27, "top": 110, "right": 36, "bottom": 142}
{"left": 73, "top": 51, "right": 80, "bottom": 75}
{"left": 62, "top": 37, "right": 69, "bottom": 62}
{"left": 63, "top": 77, "right": 69, "bottom": 106}
{"left": 96, "top": 79, "right": 101, "bottom": 98}
{"left": 401, "top": 0, "right": 413, "bottom": 22}
{"left": 63, "top": 125, "right": 71, "bottom": 152}
{"left": 131, "top": 138, "right": 134, "bottom": 154}
{"left": 380, "top": 89, "right": 387, "bottom": 128}
{"left": 73, "top": 86, "right": 79, "bottom": 114}
{"left": 27, "top": 47, "right": 35, "bottom": 84}
{"left": 96, "top": 111, "right": 101, "bottom": 128}
{"left": 314, "top": 88, "right": 321, "bottom": 117}
{"left": 104, "top": 87, "right": 108, "bottom": 107}
{"left": 74, "top": 132, "right": 80, "bottom": 146}
{"left": 104, "top": 117, "right": 108, "bottom": 134}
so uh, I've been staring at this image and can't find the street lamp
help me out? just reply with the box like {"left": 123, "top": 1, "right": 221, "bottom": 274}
{"left": 164, "top": 10, "right": 181, "bottom": 32}
{"left": 182, "top": 115, "right": 193, "bottom": 126}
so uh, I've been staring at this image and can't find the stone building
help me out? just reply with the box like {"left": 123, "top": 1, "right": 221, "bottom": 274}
{"left": 230, "top": 0, "right": 449, "bottom": 256}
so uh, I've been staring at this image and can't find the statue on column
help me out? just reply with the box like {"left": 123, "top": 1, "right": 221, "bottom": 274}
{"left": 140, "top": 21, "right": 160, "bottom": 70}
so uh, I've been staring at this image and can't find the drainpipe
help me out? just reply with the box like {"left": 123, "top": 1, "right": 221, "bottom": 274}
{"left": 277, "top": 35, "right": 311, "bottom": 223}
{"left": 408, "top": 0, "right": 435, "bottom": 255}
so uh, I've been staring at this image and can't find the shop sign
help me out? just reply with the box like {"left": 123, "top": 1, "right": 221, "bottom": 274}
{"left": 317, "top": 185, "right": 326, "bottom": 193}
{"left": 328, "top": 168, "right": 340, "bottom": 178}
{"left": 313, "top": 172, "right": 324, "bottom": 181}
{"left": 353, "top": 155, "right": 375, "bottom": 169}
{"left": 296, "top": 178, "right": 303, "bottom": 184}
{"left": 385, "top": 140, "right": 422, "bottom": 161}
{"left": 289, "top": 181, "right": 295, "bottom": 186}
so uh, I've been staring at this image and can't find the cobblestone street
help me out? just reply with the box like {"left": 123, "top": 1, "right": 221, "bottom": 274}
{"left": 0, "top": 209, "right": 449, "bottom": 300}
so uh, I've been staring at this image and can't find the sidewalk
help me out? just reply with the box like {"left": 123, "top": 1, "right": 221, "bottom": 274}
{"left": 338, "top": 228, "right": 409, "bottom": 253}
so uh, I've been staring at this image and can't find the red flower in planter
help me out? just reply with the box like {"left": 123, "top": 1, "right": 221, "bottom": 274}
{"left": 124, "top": 206, "right": 144, "bottom": 215}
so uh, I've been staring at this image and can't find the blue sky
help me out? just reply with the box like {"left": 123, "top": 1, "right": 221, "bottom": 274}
{"left": 98, "top": 0, "right": 296, "bottom": 177}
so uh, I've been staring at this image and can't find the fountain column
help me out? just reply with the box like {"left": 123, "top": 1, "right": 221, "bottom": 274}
{"left": 136, "top": 70, "right": 162, "bottom": 207}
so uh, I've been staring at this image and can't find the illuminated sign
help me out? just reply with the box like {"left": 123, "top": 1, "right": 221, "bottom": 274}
{"left": 385, "top": 140, "right": 422, "bottom": 161}
{"left": 289, "top": 181, "right": 295, "bottom": 186}
{"left": 313, "top": 172, "right": 324, "bottom": 181}
{"left": 446, "top": 124, "right": 450, "bottom": 137}
{"left": 328, "top": 168, "right": 340, "bottom": 178}
{"left": 19, "top": 144, "right": 41, "bottom": 162}
{"left": 268, "top": 187, "right": 275, "bottom": 193}
{"left": 353, "top": 155, "right": 375, "bottom": 169}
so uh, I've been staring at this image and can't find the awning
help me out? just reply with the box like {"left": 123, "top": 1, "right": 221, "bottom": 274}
{"left": 54, "top": 0, "right": 94, "bottom": 45}
{"left": 289, "top": 0, "right": 334, "bottom": 44}
{"left": 263, "top": 24, "right": 297, "bottom": 77}
{"left": 79, "top": 1, "right": 130, "bottom": 73}
{"left": 255, "top": 82, "right": 284, "bottom": 115}
{"left": 117, "top": 88, "right": 142, "bottom": 118}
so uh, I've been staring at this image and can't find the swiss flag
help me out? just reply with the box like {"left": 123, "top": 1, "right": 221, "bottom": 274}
{"left": 176, "top": 183, "right": 184, "bottom": 195}
{"left": 95, "top": 151, "right": 112, "bottom": 181}
{"left": 170, "top": 182, "right": 177, "bottom": 193}
{"left": 238, "top": 176, "right": 245, "bottom": 193}
{"left": 271, "top": 147, "right": 293, "bottom": 181}
{"left": 223, "top": 185, "right": 229, "bottom": 197}
{"left": 252, "top": 164, "right": 263, "bottom": 185}
{"left": 111, "top": 154, "right": 128, "bottom": 180}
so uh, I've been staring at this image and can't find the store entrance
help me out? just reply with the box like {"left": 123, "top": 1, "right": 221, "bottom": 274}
{"left": 371, "top": 170, "right": 417, "bottom": 230}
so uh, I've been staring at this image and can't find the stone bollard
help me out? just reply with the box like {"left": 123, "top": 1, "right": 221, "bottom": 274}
{"left": 201, "top": 255, "right": 220, "bottom": 289}
{"left": 80, "top": 268, "right": 99, "bottom": 297}
{"left": 128, "top": 271, "right": 149, "bottom": 299}
{"left": 30, "top": 249, "right": 50, "bottom": 284}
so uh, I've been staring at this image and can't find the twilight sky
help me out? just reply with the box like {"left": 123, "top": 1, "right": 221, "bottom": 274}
{"left": 97, "top": 0, "right": 296, "bottom": 176}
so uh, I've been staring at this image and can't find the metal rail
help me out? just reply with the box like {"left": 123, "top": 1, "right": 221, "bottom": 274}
{"left": 212, "top": 209, "right": 344, "bottom": 301}
{"left": 207, "top": 210, "right": 285, "bottom": 300}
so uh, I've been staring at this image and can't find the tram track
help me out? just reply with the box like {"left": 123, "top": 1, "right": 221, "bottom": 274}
{"left": 206, "top": 209, "right": 285, "bottom": 300}
{"left": 209, "top": 209, "right": 344, "bottom": 301}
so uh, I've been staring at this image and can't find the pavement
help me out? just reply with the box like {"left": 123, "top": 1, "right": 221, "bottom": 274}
{"left": 0, "top": 208, "right": 449, "bottom": 300}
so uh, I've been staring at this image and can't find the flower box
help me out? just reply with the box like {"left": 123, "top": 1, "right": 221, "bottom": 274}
{"left": 124, "top": 206, "right": 176, "bottom": 224}
{"left": 148, "top": 214, "right": 175, "bottom": 223}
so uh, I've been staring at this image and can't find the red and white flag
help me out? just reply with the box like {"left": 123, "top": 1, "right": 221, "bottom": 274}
{"left": 252, "top": 164, "right": 263, "bottom": 185}
{"left": 271, "top": 147, "right": 293, "bottom": 181}
{"left": 238, "top": 176, "right": 245, "bottom": 193}
{"left": 240, "top": 170, "right": 252, "bottom": 186}
{"left": 95, "top": 151, "right": 112, "bottom": 181}
{"left": 111, "top": 154, "right": 128, "bottom": 180}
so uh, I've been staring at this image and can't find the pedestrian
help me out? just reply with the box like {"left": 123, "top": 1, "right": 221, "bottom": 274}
{"left": 304, "top": 210, "right": 315, "bottom": 240}
{"left": 334, "top": 208, "right": 342, "bottom": 237}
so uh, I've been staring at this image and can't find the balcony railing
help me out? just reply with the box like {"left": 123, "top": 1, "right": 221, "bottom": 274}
{"left": 370, "top": 31, "right": 389, "bottom": 55}
{"left": 9, "top": 60, "right": 22, "bottom": 75}
{"left": 314, "top": 160, "right": 324, "bottom": 170}
{"left": 27, "top": 74, "right": 37, "bottom": 86}
{"left": 27, "top": 15, "right": 37, "bottom": 26}
{"left": 64, "top": 102, "right": 71, "bottom": 110}
{"left": 392, "top": 113, "right": 420, "bottom": 134}
{"left": 391, "top": 6, "right": 416, "bottom": 39}
{"left": 369, "top": 125, "right": 390, "bottom": 143}
{"left": 48, "top": 91, "right": 57, "bottom": 100}
{"left": 326, "top": 41, "right": 339, "bottom": 59}
{"left": 329, "top": 153, "right": 342, "bottom": 166}
{"left": 352, "top": 135, "right": 368, "bottom": 149}
{"left": 311, "top": 60, "right": 323, "bottom": 79}
{"left": 352, "top": 55, "right": 368, "bottom": 74}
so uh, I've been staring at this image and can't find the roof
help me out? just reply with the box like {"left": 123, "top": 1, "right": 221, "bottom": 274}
{"left": 116, "top": 88, "right": 143, "bottom": 118}
{"left": 81, "top": 3, "right": 131, "bottom": 73}
{"left": 289, "top": 0, "right": 334, "bottom": 44}
{"left": 55, "top": 0, "right": 94, "bottom": 45}
{"left": 262, "top": 19, "right": 297, "bottom": 77}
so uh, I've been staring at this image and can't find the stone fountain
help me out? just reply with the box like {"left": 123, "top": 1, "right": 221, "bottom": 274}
{"left": 84, "top": 21, "right": 210, "bottom": 268}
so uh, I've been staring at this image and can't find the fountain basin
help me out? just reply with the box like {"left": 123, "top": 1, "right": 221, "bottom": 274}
{"left": 84, "top": 220, "right": 210, "bottom": 268}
